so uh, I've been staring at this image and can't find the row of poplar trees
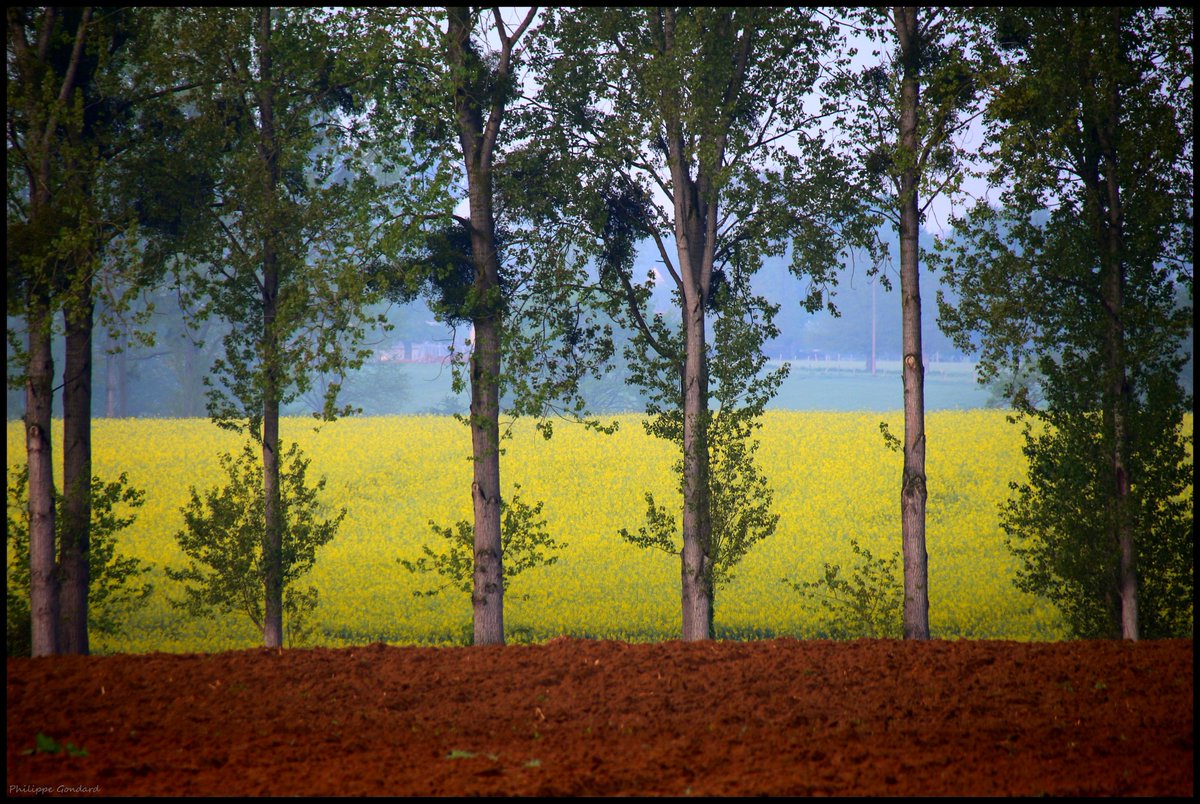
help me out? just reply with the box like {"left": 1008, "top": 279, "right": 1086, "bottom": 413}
{"left": 8, "top": 7, "right": 1192, "bottom": 655}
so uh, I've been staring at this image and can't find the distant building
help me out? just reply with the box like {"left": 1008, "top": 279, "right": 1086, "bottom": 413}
{"left": 375, "top": 342, "right": 451, "bottom": 364}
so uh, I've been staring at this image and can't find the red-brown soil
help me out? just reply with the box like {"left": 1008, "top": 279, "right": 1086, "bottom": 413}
{"left": 6, "top": 637, "right": 1193, "bottom": 797}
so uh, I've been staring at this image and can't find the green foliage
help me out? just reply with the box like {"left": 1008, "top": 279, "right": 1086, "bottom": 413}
{"left": 400, "top": 484, "right": 566, "bottom": 603}
{"left": 166, "top": 440, "right": 343, "bottom": 645}
{"left": 8, "top": 7, "right": 168, "bottom": 385}
{"left": 386, "top": 214, "right": 614, "bottom": 436}
{"left": 878, "top": 421, "right": 902, "bottom": 453}
{"left": 6, "top": 465, "right": 153, "bottom": 657}
{"left": 1002, "top": 413, "right": 1193, "bottom": 639}
{"left": 7, "top": 8, "right": 120, "bottom": 307}
{"left": 619, "top": 284, "right": 785, "bottom": 604}
{"left": 135, "top": 6, "right": 433, "bottom": 433}
{"left": 932, "top": 7, "right": 1194, "bottom": 638}
{"left": 783, "top": 539, "right": 904, "bottom": 639}
{"left": 620, "top": 409, "right": 781, "bottom": 597}
{"left": 532, "top": 6, "right": 878, "bottom": 315}
{"left": 21, "top": 733, "right": 87, "bottom": 758}
{"left": 823, "top": 7, "right": 986, "bottom": 227}
{"left": 389, "top": 224, "right": 503, "bottom": 325}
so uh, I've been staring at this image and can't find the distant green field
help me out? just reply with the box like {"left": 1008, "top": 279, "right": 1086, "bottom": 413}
{"left": 312, "top": 358, "right": 992, "bottom": 416}
{"left": 770, "top": 359, "right": 988, "bottom": 411}
{"left": 7, "top": 411, "right": 1071, "bottom": 653}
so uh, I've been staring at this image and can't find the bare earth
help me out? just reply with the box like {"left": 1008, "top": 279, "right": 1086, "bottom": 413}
{"left": 6, "top": 637, "right": 1193, "bottom": 797}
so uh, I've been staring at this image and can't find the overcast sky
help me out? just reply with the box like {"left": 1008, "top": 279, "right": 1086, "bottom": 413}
{"left": 458, "top": 8, "right": 990, "bottom": 239}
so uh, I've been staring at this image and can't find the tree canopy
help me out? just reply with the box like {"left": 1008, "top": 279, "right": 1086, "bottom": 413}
{"left": 933, "top": 6, "right": 1193, "bottom": 638}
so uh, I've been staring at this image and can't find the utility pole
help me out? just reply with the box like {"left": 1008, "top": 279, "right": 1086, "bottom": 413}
{"left": 870, "top": 274, "right": 878, "bottom": 375}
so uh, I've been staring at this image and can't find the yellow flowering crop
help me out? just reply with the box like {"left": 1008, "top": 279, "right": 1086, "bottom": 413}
{"left": 5, "top": 410, "right": 1099, "bottom": 653}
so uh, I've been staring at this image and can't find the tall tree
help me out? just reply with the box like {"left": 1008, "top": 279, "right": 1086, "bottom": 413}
{"left": 825, "top": 8, "right": 985, "bottom": 639}
{"left": 443, "top": 6, "right": 530, "bottom": 646}
{"left": 7, "top": 6, "right": 130, "bottom": 656}
{"left": 152, "top": 7, "right": 421, "bottom": 647}
{"left": 533, "top": 7, "right": 877, "bottom": 640}
{"left": 934, "top": 7, "right": 1193, "bottom": 639}
{"left": 8, "top": 6, "right": 205, "bottom": 655}
{"left": 616, "top": 278, "right": 785, "bottom": 637}
{"left": 374, "top": 7, "right": 610, "bottom": 645}
{"left": 7, "top": 6, "right": 75, "bottom": 657}
{"left": 54, "top": 7, "right": 153, "bottom": 655}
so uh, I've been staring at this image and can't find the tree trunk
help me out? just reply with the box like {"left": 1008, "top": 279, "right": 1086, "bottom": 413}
{"left": 469, "top": 314, "right": 505, "bottom": 646}
{"left": 895, "top": 5, "right": 930, "bottom": 640}
{"left": 680, "top": 291, "right": 713, "bottom": 641}
{"left": 180, "top": 329, "right": 207, "bottom": 417}
{"left": 671, "top": 154, "right": 714, "bottom": 642}
{"left": 464, "top": 152, "right": 505, "bottom": 647}
{"left": 262, "top": 383, "right": 283, "bottom": 648}
{"left": 27, "top": 298, "right": 59, "bottom": 658}
{"left": 1109, "top": 284, "right": 1136, "bottom": 642}
{"left": 257, "top": 6, "right": 285, "bottom": 649}
{"left": 447, "top": 6, "right": 511, "bottom": 646}
{"left": 706, "top": 585, "right": 716, "bottom": 640}
{"left": 15, "top": 5, "right": 95, "bottom": 658}
{"left": 870, "top": 276, "right": 878, "bottom": 375}
{"left": 59, "top": 282, "right": 94, "bottom": 654}
{"left": 1095, "top": 11, "right": 1136, "bottom": 639}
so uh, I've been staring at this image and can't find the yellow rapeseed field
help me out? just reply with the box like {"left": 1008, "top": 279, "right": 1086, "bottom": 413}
{"left": 7, "top": 411, "right": 1071, "bottom": 653}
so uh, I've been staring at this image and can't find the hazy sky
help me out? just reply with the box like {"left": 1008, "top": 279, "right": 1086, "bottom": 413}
{"left": 455, "top": 8, "right": 990, "bottom": 236}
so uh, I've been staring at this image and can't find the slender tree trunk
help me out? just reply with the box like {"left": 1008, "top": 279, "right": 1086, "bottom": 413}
{"left": 181, "top": 330, "right": 206, "bottom": 417}
{"left": 870, "top": 276, "right": 878, "bottom": 375}
{"left": 59, "top": 280, "right": 94, "bottom": 654}
{"left": 469, "top": 313, "right": 504, "bottom": 646}
{"left": 26, "top": 297, "right": 59, "bottom": 657}
{"left": 1108, "top": 279, "right": 1136, "bottom": 642}
{"left": 105, "top": 323, "right": 129, "bottom": 419}
{"left": 464, "top": 146, "right": 505, "bottom": 647}
{"left": 261, "top": 337, "right": 284, "bottom": 650}
{"left": 706, "top": 585, "right": 716, "bottom": 640}
{"left": 446, "top": 6, "right": 512, "bottom": 646}
{"left": 672, "top": 159, "right": 714, "bottom": 642}
{"left": 14, "top": 4, "right": 95, "bottom": 658}
{"left": 257, "top": 6, "right": 284, "bottom": 649}
{"left": 1095, "top": 12, "right": 1136, "bottom": 639}
{"left": 895, "top": 5, "right": 930, "bottom": 640}
{"left": 680, "top": 289, "right": 713, "bottom": 641}
{"left": 25, "top": 75, "right": 62, "bottom": 656}
{"left": 262, "top": 380, "right": 283, "bottom": 648}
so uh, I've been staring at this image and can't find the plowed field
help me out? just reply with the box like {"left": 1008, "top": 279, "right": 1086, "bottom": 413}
{"left": 6, "top": 638, "right": 1192, "bottom": 797}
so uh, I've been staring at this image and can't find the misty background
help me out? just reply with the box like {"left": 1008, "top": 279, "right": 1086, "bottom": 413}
{"left": 7, "top": 224, "right": 1192, "bottom": 421}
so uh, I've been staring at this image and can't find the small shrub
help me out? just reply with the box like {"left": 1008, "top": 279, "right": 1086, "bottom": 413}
{"left": 166, "top": 439, "right": 343, "bottom": 644}
{"left": 783, "top": 538, "right": 903, "bottom": 639}
{"left": 399, "top": 483, "right": 565, "bottom": 604}
{"left": 6, "top": 465, "right": 153, "bottom": 657}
